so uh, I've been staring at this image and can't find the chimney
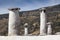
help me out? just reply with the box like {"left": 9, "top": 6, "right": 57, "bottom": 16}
{"left": 8, "top": 8, "right": 20, "bottom": 36}
{"left": 40, "top": 8, "right": 47, "bottom": 35}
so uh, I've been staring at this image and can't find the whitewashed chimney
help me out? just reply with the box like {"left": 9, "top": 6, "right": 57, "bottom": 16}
{"left": 8, "top": 8, "right": 20, "bottom": 36}
{"left": 40, "top": 8, "right": 47, "bottom": 35}
{"left": 47, "top": 22, "right": 52, "bottom": 35}
{"left": 24, "top": 23, "right": 28, "bottom": 35}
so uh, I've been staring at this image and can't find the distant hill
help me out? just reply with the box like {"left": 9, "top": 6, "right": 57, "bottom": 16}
{"left": 0, "top": 4, "right": 60, "bottom": 36}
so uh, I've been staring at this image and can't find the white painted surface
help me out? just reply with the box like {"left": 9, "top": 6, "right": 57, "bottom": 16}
{"left": 8, "top": 9, "right": 20, "bottom": 36}
{"left": 24, "top": 27, "right": 28, "bottom": 35}
{"left": 47, "top": 24, "right": 52, "bottom": 35}
{"left": 0, "top": 35, "right": 60, "bottom": 40}
{"left": 40, "top": 10, "right": 46, "bottom": 35}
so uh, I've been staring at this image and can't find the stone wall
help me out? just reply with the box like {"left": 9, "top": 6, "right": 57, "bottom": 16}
{"left": 0, "top": 4, "right": 60, "bottom": 35}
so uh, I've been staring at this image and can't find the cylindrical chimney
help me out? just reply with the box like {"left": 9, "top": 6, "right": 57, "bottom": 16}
{"left": 24, "top": 23, "right": 28, "bottom": 36}
{"left": 8, "top": 8, "right": 20, "bottom": 36}
{"left": 40, "top": 8, "right": 47, "bottom": 35}
{"left": 47, "top": 22, "right": 52, "bottom": 35}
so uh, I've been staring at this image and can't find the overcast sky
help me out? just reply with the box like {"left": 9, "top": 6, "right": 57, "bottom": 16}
{"left": 0, "top": 0, "right": 60, "bottom": 14}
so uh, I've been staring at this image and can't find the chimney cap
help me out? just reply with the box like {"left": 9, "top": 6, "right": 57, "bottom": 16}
{"left": 8, "top": 8, "right": 20, "bottom": 11}
{"left": 24, "top": 23, "right": 28, "bottom": 28}
{"left": 47, "top": 22, "right": 52, "bottom": 25}
{"left": 39, "top": 7, "right": 46, "bottom": 10}
{"left": 39, "top": 7, "right": 46, "bottom": 12}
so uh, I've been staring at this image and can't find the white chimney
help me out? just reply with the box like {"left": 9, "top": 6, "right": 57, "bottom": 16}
{"left": 40, "top": 8, "right": 47, "bottom": 35}
{"left": 24, "top": 23, "right": 28, "bottom": 35}
{"left": 8, "top": 8, "right": 20, "bottom": 36}
{"left": 47, "top": 22, "right": 52, "bottom": 35}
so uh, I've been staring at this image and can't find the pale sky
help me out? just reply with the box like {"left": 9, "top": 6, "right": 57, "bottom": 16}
{"left": 0, "top": 0, "right": 60, "bottom": 14}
